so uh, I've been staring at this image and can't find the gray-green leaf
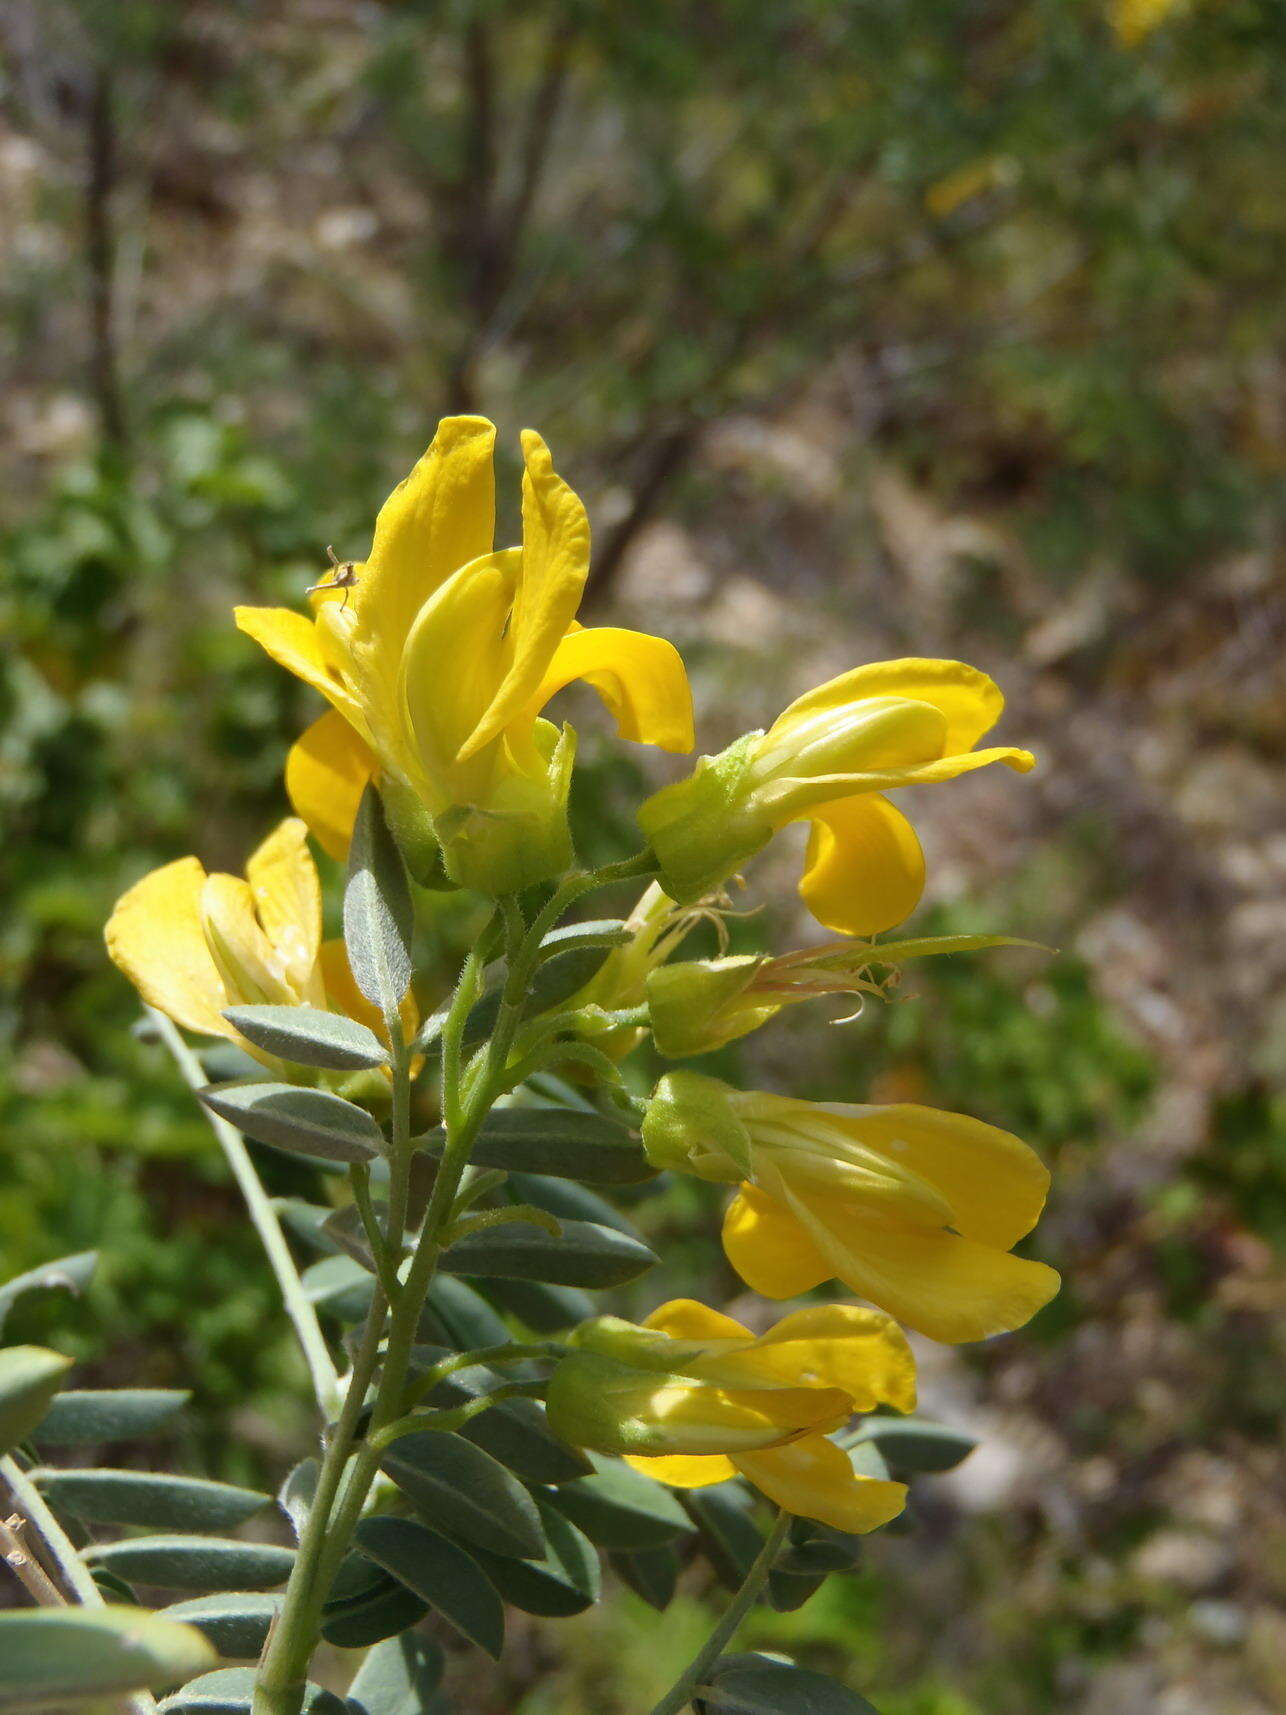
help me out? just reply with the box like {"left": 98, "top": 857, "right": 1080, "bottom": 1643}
{"left": 0, "top": 1253, "right": 96, "bottom": 1336}
{"left": 381, "top": 1430, "right": 545, "bottom": 1559}
{"left": 417, "top": 1106, "right": 654, "bottom": 1184}
{"left": 33, "top": 1388, "right": 188, "bottom": 1446}
{"left": 161, "top": 1595, "right": 282, "bottom": 1662}
{"left": 444, "top": 1217, "right": 656, "bottom": 1288}
{"left": 159, "top": 1668, "right": 344, "bottom": 1715}
{"left": 345, "top": 1633, "right": 445, "bottom": 1715}
{"left": 354, "top": 1516, "right": 504, "bottom": 1658}
{"left": 221, "top": 1005, "right": 388, "bottom": 1071}
{"left": 0, "top": 1345, "right": 72, "bottom": 1455}
{"left": 0, "top": 1607, "right": 217, "bottom": 1712}
{"left": 849, "top": 1415, "right": 977, "bottom": 1474}
{"left": 31, "top": 1469, "right": 269, "bottom": 1532}
{"left": 200, "top": 1082, "right": 383, "bottom": 1164}
{"left": 469, "top": 1496, "right": 601, "bottom": 1618}
{"left": 344, "top": 786, "right": 413, "bottom": 1016}
{"left": 84, "top": 1536, "right": 295, "bottom": 1591}
{"left": 696, "top": 1655, "right": 884, "bottom": 1714}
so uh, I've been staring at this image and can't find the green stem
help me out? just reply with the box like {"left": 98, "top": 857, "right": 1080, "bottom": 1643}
{"left": 252, "top": 864, "right": 632, "bottom": 1714}
{"left": 148, "top": 1009, "right": 339, "bottom": 1415}
{"left": 646, "top": 1509, "right": 790, "bottom": 1715}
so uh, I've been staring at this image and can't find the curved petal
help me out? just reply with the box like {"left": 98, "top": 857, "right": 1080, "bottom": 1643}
{"left": 400, "top": 552, "right": 518, "bottom": 803}
{"left": 199, "top": 874, "right": 295, "bottom": 1008}
{"left": 244, "top": 819, "right": 323, "bottom": 1004}
{"left": 750, "top": 1305, "right": 917, "bottom": 1414}
{"left": 722, "top": 1183, "right": 832, "bottom": 1300}
{"left": 734, "top": 1437, "right": 907, "bottom": 1534}
{"left": 642, "top": 1299, "right": 752, "bottom": 1342}
{"left": 532, "top": 625, "right": 695, "bottom": 754}
{"left": 286, "top": 711, "right": 377, "bottom": 863}
{"left": 233, "top": 606, "right": 366, "bottom": 734}
{"left": 798, "top": 793, "right": 925, "bottom": 936}
{"left": 774, "top": 1177, "right": 1061, "bottom": 1344}
{"left": 773, "top": 659, "right": 1007, "bottom": 756}
{"left": 459, "top": 430, "right": 590, "bottom": 760}
{"left": 824, "top": 1104, "right": 1050, "bottom": 1250}
{"left": 105, "top": 857, "right": 228, "bottom": 1037}
{"left": 624, "top": 1452, "right": 738, "bottom": 1488}
{"left": 341, "top": 417, "right": 497, "bottom": 731}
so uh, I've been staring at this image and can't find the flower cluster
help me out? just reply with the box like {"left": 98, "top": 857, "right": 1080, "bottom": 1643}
{"left": 104, "top": 417, "right": 1059, "bottom": 1698}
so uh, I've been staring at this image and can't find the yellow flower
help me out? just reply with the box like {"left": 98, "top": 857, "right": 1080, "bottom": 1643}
{"left": 546, "top": 1299, "right": 912, "bottom": 1534}
{"left": 638, "top": 658, "right": 1034, "bottom": 936}
{"left": 643, "top": 1072, "right": 1060, "bottom": 1345}
{"left": 105, "top": 818, "right": 407, "bottom": 1061}
{"left": 238, "top": 417, "right": 694, "bottom": 892}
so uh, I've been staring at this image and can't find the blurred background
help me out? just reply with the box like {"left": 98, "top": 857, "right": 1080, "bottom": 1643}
{"left": 1, "top": 2, "right": 1283, "bottom": 1711}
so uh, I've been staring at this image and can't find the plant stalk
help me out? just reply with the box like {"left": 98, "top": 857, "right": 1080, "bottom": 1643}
{"left": 646, "top": 1509, "right": 790, "bottom": 1715}
{"left": 148, "top": 1010, "right": 339, "bottom": 1415}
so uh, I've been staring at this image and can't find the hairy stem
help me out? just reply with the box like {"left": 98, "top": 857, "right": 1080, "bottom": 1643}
{"left": 148, "top": 1010, "right": 339, "bottom": 1415}
{"left": 646, "top": 1509, "right": 790, "bottom": 1715}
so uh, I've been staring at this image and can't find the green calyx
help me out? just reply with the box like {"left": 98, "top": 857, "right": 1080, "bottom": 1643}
{"left": 636, "top": 732, "right": 769, "bottom": 903}
{"left": 642, "top": 1070, "right": 752, "bottom": 1182}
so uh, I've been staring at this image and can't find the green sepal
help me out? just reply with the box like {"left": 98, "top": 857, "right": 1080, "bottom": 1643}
{"left": 637, "top": 732, "right": 765, "bottom": 902}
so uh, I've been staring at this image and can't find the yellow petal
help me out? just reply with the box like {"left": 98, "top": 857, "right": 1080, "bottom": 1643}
{"left": 773, "top": 1177, "right": 1061, "bottom": 1344}
{"left": 624, "top": 1452, "right": 739, "bottom": 1488}
{"left": 642, "top": 1299, "right": 752, "bottom": 1342}
{"left": 532, "top": 625, "right": 695, "bottom": 754}
{"left": 734, "top": 1436, "right": 907, "bottom": 1534}
{"left": 750, "top": 1305, "right": 917, "bottom": 1414}
{"left": 105, "top": 857, "right": 229, "bottom": 1037}
{"left": 244, "top": 819, "right": 323, "bottom": 1004}
{"left": 199, "top": 873, "right": 295, "bottom": 1008}
{"left": 233, "top": 606, "right": 367, "bottom": 734}
{"left": 400, "top": 552, "right": 518, "bottom": 803}
{"left": 286, "top": 711, "right": 376, "bottom": 863}
{"left": 722, "top": 1183, "right": 832, "bottom": 1299}
{"left": 774, "top": 659, "right": 1007, "bottom": 756}
{"left": 341, "top": 417, "right": 497, "bottom": 737}
{"left": 798, "top": 793, "right": 925, "bottom": 936}
{"left": 459, "top": 430, "right": 589, "bottom": 760}
{"left": 825, "top": 1104, "right": 1050, "bottom": 1250}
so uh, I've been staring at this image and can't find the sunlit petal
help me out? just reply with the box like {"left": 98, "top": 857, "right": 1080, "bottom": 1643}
{"left": 344, "top": 416, "right": 497, "bottom": 732}
{"left": 286, "top": 711, "right": 376, "bottom": 863}
{"left": 775, "top": 1176, "right": 1061, "bottom": 1344}
{"left": 820, "top": 1103, "right": 1050, "bottom": 1250}
{"left": 233, "top": 606, "right": 367, "bottom": 734}
{"left": 624, "top": 1452, "right": 738, "bottom": 1487}
{"left": 721, "top": 1183, "right": 832, "bottom": 1299}
{"left": 244, "top": 819, "right": 324, "bottom": 1005}
{"left": 734, "top": 1437, "right": 907, "bottom": 1534}
{"left": 105, "top": 857, "right": 228, "bottom": 1037}
{"left": 750, "top": 1305, "right": 917, "bottom": 1414}
{"left": 459, "top": 430, "right": 590, "bottom": 759}
{"left": 798, "top": 793, "right": 925, "bottom": 936}
{"left": 642, "top": 1299, "right": 752, "bottom": 1342}
{"left": 534, "top": 625, "right": 695, "bottom": 754}
{"left": 400, "top": 552, "right": 518, "bottom": 802}
{"left": 772, "top": 658, "right": 1007, "bottom": 755}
